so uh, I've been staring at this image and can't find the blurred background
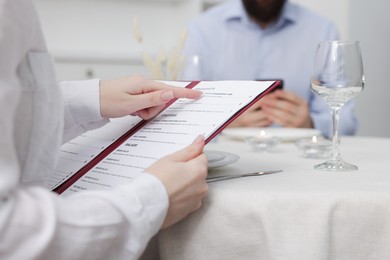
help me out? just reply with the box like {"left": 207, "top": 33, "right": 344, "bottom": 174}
{"left": 34, "top": 0, "right": 390, "bottom": 137}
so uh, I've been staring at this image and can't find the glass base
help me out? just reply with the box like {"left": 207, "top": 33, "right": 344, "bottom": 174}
{"left": 314, "top": 159, "right": 358, "bottom": 171}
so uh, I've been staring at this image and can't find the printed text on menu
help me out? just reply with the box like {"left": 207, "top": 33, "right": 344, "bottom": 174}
{"left": 60, "top": 81, "right": 274, "bottom": 196}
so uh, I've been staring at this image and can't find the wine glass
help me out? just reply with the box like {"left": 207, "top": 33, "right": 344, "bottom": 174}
{"left": 179, "top": 54, "right": 215, "bottom": 81}
{"left": 311, "top": 41, "right": 364, "bottom": 171}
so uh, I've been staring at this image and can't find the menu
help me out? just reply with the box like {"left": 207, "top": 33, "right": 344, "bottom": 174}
{"left": 50, "top": 80, "right": 280, "bottom": 196}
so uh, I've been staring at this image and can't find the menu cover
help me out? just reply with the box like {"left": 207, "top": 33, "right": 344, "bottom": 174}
{"left": 50, "top": 80, "right": 281, "bottom": 196}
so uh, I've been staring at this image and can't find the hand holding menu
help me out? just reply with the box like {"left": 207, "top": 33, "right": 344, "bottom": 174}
{"left": 50, "top": 80, "right": 280, "bottom": 196}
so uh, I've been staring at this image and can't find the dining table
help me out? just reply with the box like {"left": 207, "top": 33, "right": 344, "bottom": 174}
{"left": 141, "top": 133, "right": 390, "bottom": 260}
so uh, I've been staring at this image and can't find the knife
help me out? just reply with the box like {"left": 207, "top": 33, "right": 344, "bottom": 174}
{"left": 206, "top": 170, "right": 283, "bottom": 183}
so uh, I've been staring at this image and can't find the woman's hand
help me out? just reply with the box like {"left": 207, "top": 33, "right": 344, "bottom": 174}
{"left": 145, "top": 135, "right": 208, "bottom": 228}
{"left": 99, "top": 75, "right": 202, "bottom": 119}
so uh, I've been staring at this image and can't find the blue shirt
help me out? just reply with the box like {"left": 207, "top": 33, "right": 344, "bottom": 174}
{"left": 180, "top": 0, "right": 358, "bottom": 136}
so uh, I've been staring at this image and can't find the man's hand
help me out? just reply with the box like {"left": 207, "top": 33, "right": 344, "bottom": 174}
{"left": 259, "top": 90, "right": 313, "bottom": 128}
{"left": 99, "top": 75, "right": 202, "bottom": 119}
{"left": 145, "top": 135, "right": 208, "bottom": 229}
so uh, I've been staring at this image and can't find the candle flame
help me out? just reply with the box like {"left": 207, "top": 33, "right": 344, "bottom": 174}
{"left": 312, "top": 136, "right": 318, "bottom": 142}
{"left": 259, "top": 130, "right": 266, "bottom": 137}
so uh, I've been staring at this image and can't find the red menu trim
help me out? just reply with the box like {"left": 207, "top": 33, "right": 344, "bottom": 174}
{"left": 54, "top": 80, "right": 281, "bottom": 194}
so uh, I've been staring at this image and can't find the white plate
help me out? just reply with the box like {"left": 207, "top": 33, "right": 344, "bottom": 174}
{"left": 221, "top": 127, "right": 321, "bottom": 142}
{"left": 205, "top": 150, "right": 240, "bottom": 169}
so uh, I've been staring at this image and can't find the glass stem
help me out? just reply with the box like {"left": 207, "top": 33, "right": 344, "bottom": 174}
{"left": 331, "top": 107, "right": 342, "bottom": 161}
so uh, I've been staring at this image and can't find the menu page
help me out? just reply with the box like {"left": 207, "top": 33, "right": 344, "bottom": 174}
{"left": 48, "top": 81, "right": 191, "bottom": 190}
{"left": 47, "top": 116, "right": 143, "bottom": 190}
{"left": 58, "top": 80, "right": 275, "bottom": 196}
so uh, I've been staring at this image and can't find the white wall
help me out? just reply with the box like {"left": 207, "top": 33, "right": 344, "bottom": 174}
{"left": 349, "top": 0, "right": 390, "bottom": 137}
{"left": 35, "top": 0, "right": 198, "bottom": 80}
{"left": 36, "top": 0, "right": 185, "bottom": 58}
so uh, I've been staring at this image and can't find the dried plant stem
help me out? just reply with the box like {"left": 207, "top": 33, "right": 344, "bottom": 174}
{"left": 132, "top": 17, "right": 143, "bottom": 44}
{"left": 132, "top": 18, "right": 188, "bottom": 80}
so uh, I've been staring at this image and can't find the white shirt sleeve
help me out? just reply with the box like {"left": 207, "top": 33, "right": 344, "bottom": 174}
{"left": 1, "top": 74, "right": 170, "bottom": 259}
{"left": 61, "top": 79, "right": 110, "bottom": 143}
{"left": 2, "top": 173, "right": 168, "bottom": 260}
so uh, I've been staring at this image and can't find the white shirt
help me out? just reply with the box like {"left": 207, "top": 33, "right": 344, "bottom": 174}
{"left": 0, "top": 0, "right": 168, "bottom": 259}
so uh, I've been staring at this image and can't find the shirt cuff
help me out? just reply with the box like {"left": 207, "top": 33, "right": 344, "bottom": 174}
{"left": 110, "top": 173, "right": 169, "bottom": 255}
{"left": 61, "top": 79, "right": 104, "bottom": 126}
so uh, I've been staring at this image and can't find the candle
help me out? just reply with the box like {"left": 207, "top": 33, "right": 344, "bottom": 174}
{"left": 246, "top": 130, "right": 281, "bottom": 152}
{"left": 295, "top": 135, "right": 332, "bottom": 158}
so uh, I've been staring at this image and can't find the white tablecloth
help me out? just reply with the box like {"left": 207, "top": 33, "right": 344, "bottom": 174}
{"left": 144, "top": 136, "right": 390, "bottom": 260}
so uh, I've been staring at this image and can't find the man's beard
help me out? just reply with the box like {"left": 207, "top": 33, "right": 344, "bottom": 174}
{"left": 242, "top": 0, "right": 286, "bottom": 24}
